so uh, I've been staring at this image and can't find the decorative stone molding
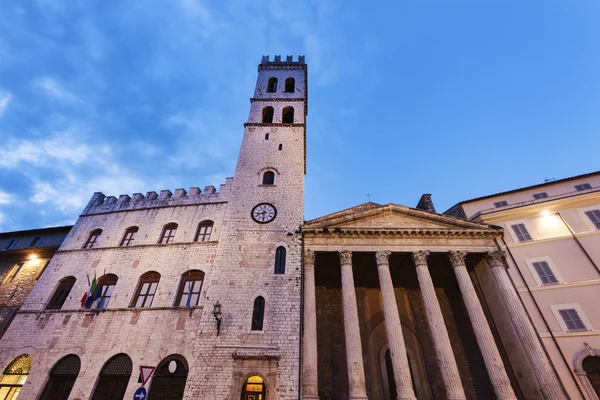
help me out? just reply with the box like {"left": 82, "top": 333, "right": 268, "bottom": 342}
{"left": 574, "top": 344, "right": 600, "bottom": 370}
{"left": 375, "top": 250, "right": 391, "bottom": 266}
{"left": 485, "top": 251, "right": 507, "bottom": 269}
{"left": 339, "top": 251, "right": 352, "bottom": 265}
{"left": 412, "top": 250, "right": 430, "bottom": 266}
{"left": 448, "top": 251, "right": 468, "bottom": 268}
{"left": 303, "top": 227, "right": 500, "bottom": 238}
{"left": 304, "top": 250, "right": 315, "bottom": 266}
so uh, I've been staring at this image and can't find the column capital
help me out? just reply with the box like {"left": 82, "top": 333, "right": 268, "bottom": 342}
{"left": 448, "top": 250, "right": 467, "bottom": 268}
{"left": 412, "top": 250, "right": 430, "bottom": 266}
{"left": 339, "top": 250, "right": 352, "bottom": 265}
{"left": 485, "top": 251, "right": 507, "bottom": 269}
{"left": 305, "top": 249, "right": 316, "bottom": 266}
{"left": 375, "top": 250, "right": 391, "bottom": 266}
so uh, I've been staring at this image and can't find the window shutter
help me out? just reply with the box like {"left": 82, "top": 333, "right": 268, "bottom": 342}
{"left": 585, "top": 210, "right": 600, "bottom": 229}
{"left": 532, "top": 261, "right": 558, "bottom": 284}
{"left": 558, "top": 309, "right": 586, "bottom": 331}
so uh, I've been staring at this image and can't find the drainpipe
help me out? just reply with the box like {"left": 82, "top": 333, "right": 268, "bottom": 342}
{"left": 496, "top": 238, "right": 585, "bottom": 399}
{"left": 556, "top": 212, "right": 600, "bottom": 275}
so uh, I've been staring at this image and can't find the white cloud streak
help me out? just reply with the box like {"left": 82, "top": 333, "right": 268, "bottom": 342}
{"left": 0, "top": 91, "right": 12, "bottom": 117}
{"left": 33, "top": 77, "right": 80, "bottom": 103}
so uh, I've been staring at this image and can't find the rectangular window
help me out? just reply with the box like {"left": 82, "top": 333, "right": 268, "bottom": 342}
{"left": 532, "top": 261, "right": 559, "bottom": 285}
{"left": 511, "top": 223, "right": 532, "bottom": 242}
{"left": 575, "top": 183, "right": 592, "bottom": 191}
{"left": 494, "top": 201, "right": 508, "bottom": 208}
{"left": 585, "top": 210, "right": 600, "bottom": 230}
{"left": 532, "top": 192, "right": 549, "bottom": 200}
{"left": 2, "top": 239, "right": 17, "bottom": 251}
{"left": 35, "top": 260, "right": 51, "bottom": 280}
{"left": 27, "top": 236, "right": 42, "bottom": 248}
{"left": 135, "top": 282, "right": 158, "bottom": 307}
{"left": 6, "top": 263, "right": 24, "bottom": 283}
{"left": 558, "top": 309, "right": 587, "bottom": 331}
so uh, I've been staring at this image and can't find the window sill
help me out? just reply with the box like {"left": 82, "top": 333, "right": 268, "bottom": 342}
{"left": 249, "top": 330, "right": 265, "bottom": 334}
{"left": 258, "top": 184, "right": 276, "bottom": 188}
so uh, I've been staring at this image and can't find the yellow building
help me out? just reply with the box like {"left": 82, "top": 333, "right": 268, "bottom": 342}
{"left": 446, "top": 171, "right": 600, "bottom": 399}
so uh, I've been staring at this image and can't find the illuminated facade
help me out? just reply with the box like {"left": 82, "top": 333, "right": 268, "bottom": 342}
{"left": 446, "top": 172, "right": 600, "bottom": 399}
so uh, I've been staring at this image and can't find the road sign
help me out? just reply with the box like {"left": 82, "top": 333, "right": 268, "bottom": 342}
{"left": 140, "top": 365, "right": 155, "bottom": 387}
{"left": 134, "top": 387, "right": 147, "bottom": 400}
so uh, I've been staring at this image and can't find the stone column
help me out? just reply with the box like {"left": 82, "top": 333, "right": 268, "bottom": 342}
{"left": 412, "top": 251, "right": 466, "bottom": 400}
{"left": 302, "top": 250, "right": 320, "bottom": 399}
{"left": 340, "top": 250, "right": 368, "bottom": 399}
{"left": 375, "top": 251, "right": 416, "bottom": 400}
{"left": 448, "top": 251, "right": 516, "bottom": 400}
{"left": 486, "top": 251, "right": 567, "bottom": 400}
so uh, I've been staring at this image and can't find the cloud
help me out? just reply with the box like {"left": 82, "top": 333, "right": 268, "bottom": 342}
{"left": 0, "top": 191, "right": 13, "bottom": 204}
{"left": 33, "top": 77, "right": 80, "bottom": 103}
{"left": 0, "top": 91, "right": 11, "bottom": 117}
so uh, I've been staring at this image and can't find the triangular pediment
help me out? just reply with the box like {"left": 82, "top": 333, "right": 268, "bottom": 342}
{"left": 303, "top": 203, "right": 499, "bottom": 235}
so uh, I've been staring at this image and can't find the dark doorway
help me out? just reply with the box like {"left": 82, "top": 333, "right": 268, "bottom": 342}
{"left": 92, "top": 354, "right": 132, "bottom": 400}
{"left": 240, "top": 375, "right": 265, "bottom": 400}
{"left": 39, "top": 355, "right": 80, "bottom": 400}
{"left": 583, "top": 356, "right": 600, "bottom": 395}
{"left": 147, "top": 356, "right": 188, "bottom": 400}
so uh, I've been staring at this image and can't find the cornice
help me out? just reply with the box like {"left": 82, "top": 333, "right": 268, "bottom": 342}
{"left": 302, "top": 227, "right": 501, "bottom": 238}
{"left": 244, "top": 123, "right": 305, "bottom": 128}
{"left": 250, "top": 98, "right": 305, "bottom": 102}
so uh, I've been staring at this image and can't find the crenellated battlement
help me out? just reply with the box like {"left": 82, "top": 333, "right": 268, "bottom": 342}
{"left": 81, "top": 178, "right": 234, "bottom": 215}
{"left": 260, "top": 55, "right": 305, "bottom": 65}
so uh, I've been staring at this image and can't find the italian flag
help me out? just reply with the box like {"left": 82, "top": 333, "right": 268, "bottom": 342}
{"left": 80, "top": 274, "right": 98, "bottom": 308}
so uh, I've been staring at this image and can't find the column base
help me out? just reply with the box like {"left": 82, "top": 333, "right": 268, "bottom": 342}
{"left": 301, "top": 396, "right": 320, "bottom": 400}
{"left": 396, "top": 397, "right": 417, "bottom": 400}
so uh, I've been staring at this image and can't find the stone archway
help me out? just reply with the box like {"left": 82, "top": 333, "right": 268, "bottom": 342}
{"left": 574, "top": 344, "right": 600, "bottom": 399}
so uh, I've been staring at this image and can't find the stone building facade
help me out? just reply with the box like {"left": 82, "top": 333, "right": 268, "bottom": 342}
{"left": 0, "top": 56, "right": 581, "bottom": 400}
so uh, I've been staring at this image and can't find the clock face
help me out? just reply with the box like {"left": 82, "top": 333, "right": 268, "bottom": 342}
{"left": 251, "top": 203, "right": 277, "bottom": 224}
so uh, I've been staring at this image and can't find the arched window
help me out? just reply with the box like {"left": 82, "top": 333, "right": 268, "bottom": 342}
{"left": 583, "top": 356, "right": 600, "bottom": 395}
{"left": 91, "top": 354, "right": 132, "bottom": 400}
{"left": 148, "top": 355, "right": 188, "bottom": 400}
{"left": 120, "top": 226, "right": 139, "bottom": 246}
{"left": 241, "top": 375, "right": 265, "bottom": 399}
{"left": 195, "top": 221, "right": 214, "bottom": 242}
{"left": 285, "top": 77, "right": 295, "bottom": 93}
{"left": 274, "top": 247, "right": 286, "bottom": 274}
{"left": 266, "top": 77, "right": 277, "bottom": 93}
{"left": 176, "top": 270, "right": 204, "bottom": 307}
{"left": 262, "top": 107, "right": 274, "bottom": 123}
{"left": 39, "top": 354, "right": 81, "bottom": 400}
{"left": 84, "top": 229, "right": 102, "bottom": 249}
{"left": 282, "top": 106, "right": 294, "bottom": 124}
{"left": 0, "top": 354, "right": 32, "bottom": 398}
{"left": 47, "top": 277, "right": 76, "bottom": 310}
{"left": 251, "top": 296, "right": 265, "bottom": 331}
{"left": 262, "top": 171, "right": 275, "bottom": 185}
{"left": 159, "top": 223, "right": 177, "bottom": 244}
{"left": 132, "top": 272, "right": 160, "bottom": 308}
{"left": 95, "top": 274, "right": 118, "bottom": 309}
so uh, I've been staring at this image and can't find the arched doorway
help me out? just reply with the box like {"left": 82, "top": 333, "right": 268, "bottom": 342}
{"left": 39, "top": 354, "right": 80, "bottom": 400}
{"left": 0, "top": 354, "right": 32, "bottom": 400}
{"left": 92, "top": 354, "right": 132, "bottom": 400}
{"left": 240, "top": 375, "right": 265, "bottom": 400}
{"left": 147, "top": 355, "right": 188, "bottom": 400}
{"left": 583, "top": 356, "right": 600, "bottom": 396}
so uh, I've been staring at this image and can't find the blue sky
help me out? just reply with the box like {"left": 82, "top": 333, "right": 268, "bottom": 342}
{"left": 0, "top": 0, "right": 599, "bottom": 231}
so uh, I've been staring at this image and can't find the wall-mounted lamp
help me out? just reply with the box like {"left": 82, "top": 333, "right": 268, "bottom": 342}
{"left": 212, "top": 301, "right": 222, "bottom": 336}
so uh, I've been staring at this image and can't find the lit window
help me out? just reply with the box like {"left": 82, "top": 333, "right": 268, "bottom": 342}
{"left": 35, "top": 260, "right": 50, "bottom": 280}
{"left": 132, "top": 272, "right": 160, "bottom": 308}
{"left": 511, "top": 223, "right": 532, "bottom": 242}
{"left": 494, "top": 201, "right": 508, "bottom": 208}
{"left": 28, "top": 236, "right": 42, "bottom": 248}
{"left": 532, "top": 192, "right": 549, "bottom": 200}
{"left": 46, "top": 277, "right": 76, "bottom": 310}
{"left": 558, "top": 309, "right": 587, "bottom": 331}
{"left": 274, "top": 247, "right": 286, "bottom": 274}
{"left": 195, "top": 221, "right": 213, "bottom": 242}
{"left": 159, "top": 223, "right": 177, "bottom": 244}
{"left": 575, "top": 183, "right": 592, "bottom": 191}
{"left": 120, "top": 227, "right": 139, "bottom": 246}
{"left": 2, "top": 239, "right": 17, "bottom": 251}
{"left": 84, "top": 229, "right": 102, "bottom": 249}
{"left": 0, "top": 355, "right": 32, "bottom": 397}
{"left": 532, "top": 261, "right": 559, "bottom": 285}
{"left": 251, "top": 296, "right": 265, "bottom": 331}
{"left": 6, "top": 263, "right": 24, "bottom": 283}
{"left": 95, "top": 274, "right": 118, "bottom": 309}
{"left": 176, "top": 270, "right": 204, "bottom": 307}
{"left": 585, "top": 210, "right": 600, "bottom": 230}
{"left": 262, "top": 171, "right": 275, "bottom": 185}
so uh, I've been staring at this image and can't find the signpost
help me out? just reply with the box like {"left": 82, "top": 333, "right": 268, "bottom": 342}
{"left": 134, "top": 387, "right": 147, "bottom": 400}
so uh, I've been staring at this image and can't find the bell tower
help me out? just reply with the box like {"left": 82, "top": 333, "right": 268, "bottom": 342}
{"left": 227, "top": 55, "right": 307, "bottom": 230}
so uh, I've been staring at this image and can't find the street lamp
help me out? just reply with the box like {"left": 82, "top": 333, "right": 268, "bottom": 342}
{"left": 212, "top": 301, "right": 222, "bottom": 336}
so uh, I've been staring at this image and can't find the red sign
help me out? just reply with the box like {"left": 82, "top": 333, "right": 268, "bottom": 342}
{"left": 140, "top": 365, "right": 155, "bottom": 387}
